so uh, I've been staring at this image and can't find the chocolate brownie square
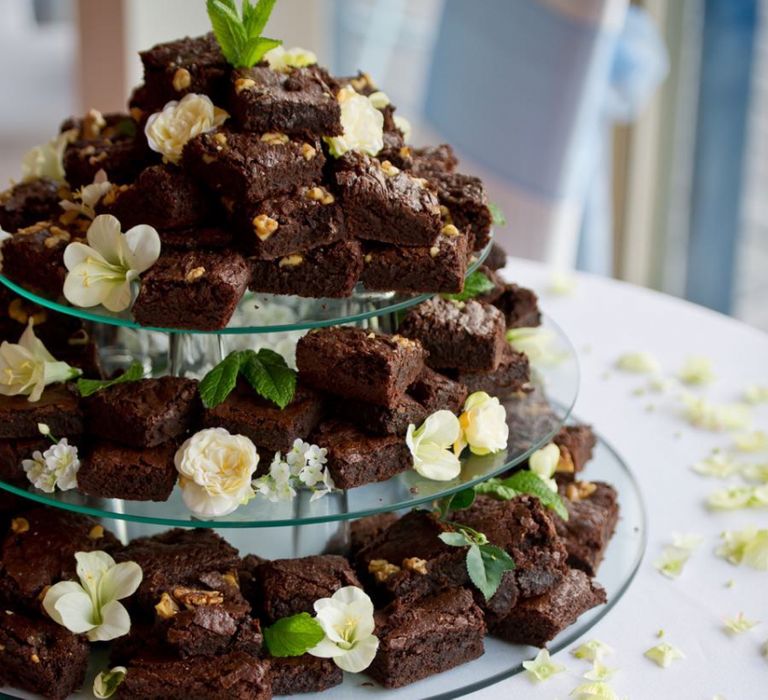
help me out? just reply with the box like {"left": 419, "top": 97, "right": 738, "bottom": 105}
{"left": 247, "top": 239, "right": 362, "bottom": 298}
{"left": 232, "top": 184, "right": 345, "bottom": 260}
{"left": 556, "top": 481, "right": 619, "bottom": 576}
{"left": 452, "top": 494, "right": 569, "bottom": 600}
{"left": 297, "top": 326, "right": 426, "bottom": 407}
{"left": 229, "top": 65, "right": 341, "bottom": 136}
{"left": 485, "top": 242, "right": 507, "bottom": 271}
{"left": 78, "top": 441, "right": 177, "bottom": 502}
{"left": 553, "top": 425, "right": 597, "bottom": 475}
{"left": 130, "top": 33, "right": 231, "bottom": 116}
{"left": 454, "top": 344, "right": 531, "bottom": 398}
{"left": 368, "top": 588, "right": 485, "bottom": 688}
{"left": 408, "top": 144, "right": 459, "bottom": 177}
{"left": 133, "top": 249, "right": 250, "bottom": 330}
{"left": 0, "top": 385, "right": 83, "bottom": 440}
{"left": 1, "top": 222, "right": 76, "bottom": 298}
{"left": 333, "top": 393, "right": 427, "bottom": 437}
{"left": 61, "top": 111, "right": 150, "bottom": 187}
{"left": 360, "top": 226, "right": 469, "bottom": 293}
{"left": 335, "top": 153, "right": 442, "bottom": 246}
{"left": 408, "top": 367, "right": 468, "bottom": 414}
{"left": 0, "top": 608, "right": 89, "bottom": 700}
{"left": 0, "top": 179, "right": 67, "bottom": 233}
{"left": 84, "top": 376, "right": 199, "bottom": 448}
{"left": 490, "top": 569, "right": 606, "bottom": 647}
{"left": 118, "top": 529, "right": 241, "bottom": 615}
{"left": 269, "top": 655, "right": 343, "bottom": 695}
{"left": 203, "top": 381, "right": 325, "bottom": 453}
{"left": 157, "top": 225, "right": 234, "bottom": 250}
{"left": 99, "top": 165, "right": 211, "bottom": 230}
{"left": 183, "top": 129, "right": 325, "bottom": 205}
{"left": 0, "top": 508, "right": 121, "bottom": 609}
{"left": 493, "top": 282, "right": 542, "bottom": 328}
{"left": 121, "top": 652, "right": 271, "bottom": 700}
{"left": 254, "top": 554, "right": 361, "bottom": 623}
{"left": 399, "top": 297, "right": 506, "bottom": 371}
{"left": 0, "top": 438, "right": 49, "bottom": 485}
{"left": 349, "top": 512, "right": 399, "bottom": 559}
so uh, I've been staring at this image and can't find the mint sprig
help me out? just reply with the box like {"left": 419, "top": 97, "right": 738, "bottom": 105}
{"left": 488, "top": 202, "right": 506, "bottom": 227}
{"left": 207, "top": 0, "right": 282, "bottom": 69}
{"left": 199, "top": 349, "right": 296, "bottom": 409}
{"left": 263, "top": 612, "right": 325, "bottom": 657}
{"left": 76, "top": 362, "right": 145, "bottom": 397}
{"left": 443, "top": 270, "right": 495, "bottom": 303}
{"left": 475, "top": 470, "right": 569, "bottom": 520}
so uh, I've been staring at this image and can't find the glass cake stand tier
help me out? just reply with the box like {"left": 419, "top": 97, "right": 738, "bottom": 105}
{"left": 0, "top": 317, "right": 579, "bottom": 527}
{"left": 0, "top": 432, "right": 646, "bottom": 700}
{"left": 0, "top": 237, "right": 492, "bottom": 336}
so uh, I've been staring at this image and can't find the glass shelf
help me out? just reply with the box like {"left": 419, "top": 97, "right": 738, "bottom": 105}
{"left": 0, "top": 316, "right": 579, "bottom": 528}
{"left": 0, "top": 237, "right": 493, "bottom": 335}
{"left": 0, "top": 432, "right": 646, "bottom": 700}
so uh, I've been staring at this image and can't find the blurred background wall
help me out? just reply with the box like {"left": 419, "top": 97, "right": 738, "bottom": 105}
{"left": 0, "top": 0, "right": 765, "bottom": 330}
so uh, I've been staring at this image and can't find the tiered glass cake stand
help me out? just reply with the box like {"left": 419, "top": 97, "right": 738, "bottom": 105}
{"left": 0, "top": 242, "right": 646, "bottom": 699}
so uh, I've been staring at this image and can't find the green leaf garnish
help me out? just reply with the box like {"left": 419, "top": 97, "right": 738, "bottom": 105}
{"left": 488, "top": 202, "right": 506, "bottom": 227}
{"left": 476, "top": 471, "right": 569, "bottom": 520}
{"left": 263, "top": 612, "right": 325, "bottom": 657}
{"left": 436, "top": 487, "right": 476, "bottom": 518}
{"left": 76, "top": 362, "right": 145, "bottom": 397}
{"left": 207, "top": 0, "right": 282, "bottom": 69}
{"left": 443, "top": 270, "right": 496, "bottom": 303}
{"left": 199, "top": 349, "right": 297, "bottom": 409}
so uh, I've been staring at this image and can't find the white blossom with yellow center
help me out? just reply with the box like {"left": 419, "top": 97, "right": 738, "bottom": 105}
{"left": 406, "top": 409, "right": 462, "bottom": 481}
{"left": 324, "top": 86, "right": 384, "bottom": 158}
{"left": 265, "top": 45, "right": 317, "bottom": 72}
{"left": 456, "top": 391, "right": 509, "bottom": 456}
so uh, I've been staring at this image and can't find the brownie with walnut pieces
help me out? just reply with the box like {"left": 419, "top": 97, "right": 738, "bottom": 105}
{"left": 0, "top": 608, "right": 90, "bottom": 700}
{"left": 360, "top": 226, "right": 469, "bottom": 293}
{"left": 98, "top": 165, "right": 211, "bottom": 231}
{"left": 454, "top": 344, "right": 531, "bottom": 398}
{"left": 489, "top": 568, "right": 606, "bottom": 647}
{"left": 183, "top": 129, "right": 325, "bottom": 206}
{"left": 61, "top": 111, "right": 150, "bottom": 187}
{"left": 335, "top": 153, "right": 442, "bottom": 246}
{"left": 408, "top": 144, "right": 459, "bottom": 177}
{"left": 247, "top": 238, "right": 362, "bottom": 298}
{"left": 269, "top": 655, "right": 343, "bottom": 696}
{"left": 253, "top": 554, "right": 361, "bottom": 624}
{"left": 133, "top": 249, "right": 250, "bottom": 330}
{"left": 78, "top": 441, "right": 177, "bottom": 502}
{"left": 156, "top": 225, "right": 234, "bottom": 250}
{"left": 0, "top": 179, "right": 68, "bottom": 233}
{"left": 426, "top": 171, "right": 493, "bottom": 251}
{"left": 1, "top": 222, "right": 77, "bottom": 298}
{"left": 84, "top": 377, "right": 199, "bottom": 449}
{"left": 349, "top": 512, "right": 399, "bottom": 559}
{"left": 0, "top": 385, "right": 83, "bottom": 440}
{"left": 297, "top": 326, "right": 426, "bottom": 407}
{"left": 232, "top": 184, "right": 345, "bottom": 260}
{"left": 129, "top": 32, "right": 231, "bottom": 116}
{"left": 202, "top": 381, "right": 325, "bottom": 453}
{"left": 229, "top": 65, "right": 341, "bottom": 136}
{"left": 368, "top": 588, "right": 486, "bottom": 689}
{"left": 552, "top": 424, "right": 597, "bottom": 475}
{"left": 310, "top": 419, "right": 412, "bottom": 489}
{"left": 0, "top": 508, "right": 121, "bottom": 609}
{"left": 398, "top": 296, "right": 507, "bottom": 372}
{"left": 120, "top": 652, "right": 271, "bottom": 700}
{"left": 493, "top": 282, "right": 542, "bottom": 328}
{"left": 484, "top": 242, "right": 507, "bottom": 271}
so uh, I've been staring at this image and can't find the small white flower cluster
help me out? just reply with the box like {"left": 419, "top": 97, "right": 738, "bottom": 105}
{"left": 253, "top": 439, "right": 334, "bottom": 502}
{"left": 22, "top": 437, "right": 80, "bottom": 493}
{"left": 60, "top": 169, "right": 112, "bottom": 220}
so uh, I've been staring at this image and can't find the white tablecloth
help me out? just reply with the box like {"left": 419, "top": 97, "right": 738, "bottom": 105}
{"left": 468, "top": 259, "right": 768, "bottom": 699}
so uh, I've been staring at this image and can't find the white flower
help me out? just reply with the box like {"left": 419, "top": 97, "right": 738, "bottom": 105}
{"left": 324, "top": 86, "right": 384, "bottom": 158}
{"left": 310, "top": 468, "right": 335, "bottom": 501}
{"left": 42, "top": 551, "right": 142, "bottom": 642}
{"left": 393, "top": 114, "right": 412, "bottom": 143}
{"left": 615, "top": 351, "right": 661, "bottom": 374}
{"left": 717, "top": 527, "right": 768, "bottom": 570}
{"left": 529, "top": 442, "right": 560, "bottom": 491}
{"left": 253, "top": 442, "right": 334, "bottom": 502}
{"left": 571, "top": 639, "right": 614, "bottom": 662}
{"left": 265, "top": 45, "right": 317, "bottom": 72}
{"left": 0, "top": 323, "right": 80, "bottom": 402}
{"left": 299, "top": 444, "right": 329, "bottom": 488}
{"left": 145, "top": 93, "right": 228, "bottom": 164}
{"left": 682, "top": 395, "right": 751, "bottom": 431}
{"left": 456, "top": 391, "right": 508, "bottom": 456}
{"left": 522, "top": 648, "right": 565, "bottom": 681}
{"left": 175, "top": 428, "right": 258, "bottom": 517}
{"left": 506, "top": 327, "right": 565, "bottom": 366}
{"left": 21, "top": 128, "right": 77, "bottom": 182}
{"left": 308, "top": 586, "right": 379, "bottom": 673}
{"left": 644, "top": 642, "right": 685, "bottom": 667}
{"left": 60, "top": 169, "right": 112, "bottom": 220}
{"left": 22, "top": 438, "right": 80, "bottom": 493}
{"left": 678, "top": 355, "right": 715, "bottom": 385}
{"left": 93, "top": 666, "right": 127, "bottom": 699}
{"left": 63, "top": 214, "right": 161, "bottom": 312}
{"left": 406, "top": 410, "right": 462, "bottom": 481}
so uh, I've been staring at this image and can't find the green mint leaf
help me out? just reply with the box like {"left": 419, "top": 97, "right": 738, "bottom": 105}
{"left": 240, "top": 348, "right": 297, "bottom": 409}
{"left": 198, "top": 351, "right": 246, "bottom": 408}
{"left": 264, "top": 612, "right": 325, "bottom": 657}
{"left": 207, "top": 0, "right": 246, "bottom": 66}
{"left": 435, "top": 488, "right": 475, "bottom": 518}
{"left": 240, "top": 36, "right": 282, "bottom": 67}
{"left": 474, "top": 478, "right": 518, "bottom": 500}
{"left": 489, "top": 470, "right": 569, "bottom": 520}
{"left": 243, "top": 0, "right": 278, "bottom": 36}
{"left": 466, "top": 543, "right": 515, "bottom": 601}
{"left": 76, "top": 362, "right": 145, "bottom": 398}
{"left": 438, "top": 531, "right": 472, "bottom": 548}
{"left": 488, "top": 202, "right": 507, "bottom": 227}
{"left": 443, "top": 271, "right": 496, "bottom": 303}
{"left": 208, "top": 0, "right": 281, "bottom": 68}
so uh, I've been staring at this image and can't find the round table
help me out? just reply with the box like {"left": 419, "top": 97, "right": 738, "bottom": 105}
{"left": 468, "top": 258, "right": 768, "bottom": 699}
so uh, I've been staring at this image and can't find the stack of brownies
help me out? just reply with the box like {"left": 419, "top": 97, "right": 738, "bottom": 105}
{"left": 0, "top": 32, "right": 496, "bottom": 330}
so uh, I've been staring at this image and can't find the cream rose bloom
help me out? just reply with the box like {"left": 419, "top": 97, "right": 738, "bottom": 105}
{"left": 175, "top": 428, "right": 258, "bottom": 517}
{"left": 456, "top": 391, "right": 509, "bottom": 456}
{"left": 145, "top": 94, "right": 229, "bottom": 165}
